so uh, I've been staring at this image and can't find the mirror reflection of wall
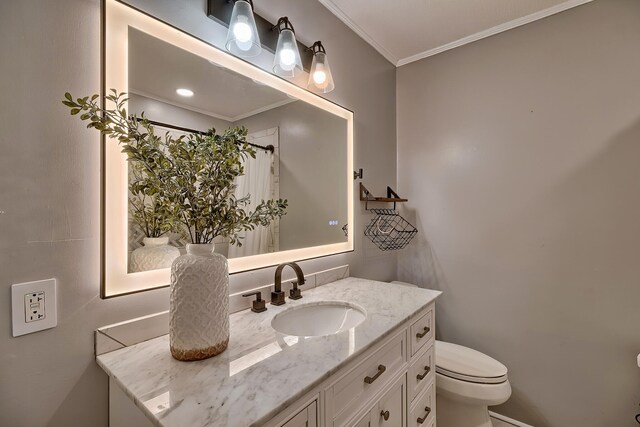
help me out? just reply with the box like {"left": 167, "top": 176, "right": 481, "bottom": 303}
{"left": 235, "top": 101, "right": 348, "bottom": 252}
{"left": 126, "top": 28, "right": 348, "bottom": 273}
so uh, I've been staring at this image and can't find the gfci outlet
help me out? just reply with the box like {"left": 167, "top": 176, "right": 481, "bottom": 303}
{"left": 24, "top": 291, "right": 46, "bottom": 322}
{"left": 11, "top": 278, "right": 57, "bottom": 337}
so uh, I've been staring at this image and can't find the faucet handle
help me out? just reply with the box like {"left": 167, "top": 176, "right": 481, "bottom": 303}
{"left": 242, "top": 291, "right": 267, "bottom": 313}
{"left": 270, "top": 288, "right": 286, "bottom": 306}
{"left": 289, "top": 280, "right": 303, "bottom": 300}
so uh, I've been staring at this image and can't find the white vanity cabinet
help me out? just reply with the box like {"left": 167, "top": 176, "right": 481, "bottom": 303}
{"left": 271, "top": 303, "right": 436, "bottom": 427}
{"left": 99, "top": 279, "right": 441, "bottom": 427}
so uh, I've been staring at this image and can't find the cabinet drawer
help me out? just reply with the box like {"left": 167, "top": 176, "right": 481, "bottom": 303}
{"left": 408, "top": 381, "right": 435, "bottom": 427}
{"left": 410, "top": 308, "right": 434, "bottom": 356}
{"left": 408, "top": 344, "right": 435, "bottom": 403}
{"left": 327, "top": 331, "right": 406, "bottom": 426}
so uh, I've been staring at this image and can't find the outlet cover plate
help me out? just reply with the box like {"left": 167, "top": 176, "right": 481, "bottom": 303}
{"left": 11, "top": 278, "right": 57, "bottom": 337}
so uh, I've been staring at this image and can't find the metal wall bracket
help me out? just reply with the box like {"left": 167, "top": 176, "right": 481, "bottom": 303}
{"left": 359, "top": 183, "right": 408, "bottom": 210}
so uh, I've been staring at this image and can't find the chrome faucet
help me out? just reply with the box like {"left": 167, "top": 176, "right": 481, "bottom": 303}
{"left": 271, "top": 262, "right": 305, "bottom": 305}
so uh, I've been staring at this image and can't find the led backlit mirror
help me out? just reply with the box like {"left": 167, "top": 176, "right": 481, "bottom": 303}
{"left": 103, "top": 0, "right": 353, "bottom": 297}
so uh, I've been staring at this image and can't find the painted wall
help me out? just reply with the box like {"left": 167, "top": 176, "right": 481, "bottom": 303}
{"left": 397, "top": 0, "right": 640, "bottom": 425}
{"left": 237, "top": 101, "right": 348, "bottom": 251}
{"left": 0, "top": 0, "right": 396, "bottom": 426}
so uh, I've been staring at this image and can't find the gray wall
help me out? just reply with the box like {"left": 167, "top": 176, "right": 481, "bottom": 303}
{"left": 0, "top": 0, "right": 396, "bottom": 426}
{"left": 237, "top": 101, "right": 348, "bottom": 251}
{"left": 397, "top": 0, "right": 640, "bottom": 425}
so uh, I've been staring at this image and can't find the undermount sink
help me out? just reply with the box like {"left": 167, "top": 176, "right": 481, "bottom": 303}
{"left": 271, "top": 301, "right": 366, "bottom": 337}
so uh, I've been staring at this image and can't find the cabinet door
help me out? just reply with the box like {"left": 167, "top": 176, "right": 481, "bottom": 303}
{"left": 375, "top": 376, "right": 405, "bottom": 427}
{"left": 283, "top": 401, "right": 317, "bottom": 427}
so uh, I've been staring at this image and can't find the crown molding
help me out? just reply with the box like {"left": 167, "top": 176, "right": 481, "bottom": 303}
{"left": 397, "top": 0, "right": 594, "bottom": 66}
{"left": 319, "top": 0, "right": 594, "bottom": 67}
{"left": 318, "top": 0, "right": 399, "bottom": 66}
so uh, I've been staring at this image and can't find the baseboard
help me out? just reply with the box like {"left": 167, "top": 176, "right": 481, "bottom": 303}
{"left": 489, "top": 411, "right": 534, "bottom": 427}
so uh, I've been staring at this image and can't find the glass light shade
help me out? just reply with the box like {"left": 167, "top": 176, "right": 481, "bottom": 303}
{"left": 273, "top": 29, "right": 303, "bottom": 78}
{"left": 225, "top": 0, "right": 261, "bottom": 57}
{"left": 307, "top": 51, "right": 334, "bottom": 93}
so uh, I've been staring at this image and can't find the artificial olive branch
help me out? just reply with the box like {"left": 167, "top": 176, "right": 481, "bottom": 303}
{"left": 63, "top": 90, "right": 287, "bottom": 245}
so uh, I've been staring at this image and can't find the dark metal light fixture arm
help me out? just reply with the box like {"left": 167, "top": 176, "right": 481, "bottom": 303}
{"left": 272, "top": 17, "right": 295, "bottom": 33}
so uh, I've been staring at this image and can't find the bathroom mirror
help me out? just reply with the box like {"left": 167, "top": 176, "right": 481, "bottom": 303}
{"left": 103, "top": 0, "right": 353, "bottom": 297}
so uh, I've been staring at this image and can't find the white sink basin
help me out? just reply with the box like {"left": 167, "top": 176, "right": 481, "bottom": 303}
{"left": 271, "top": 301, "right": 366, "bottom": 337}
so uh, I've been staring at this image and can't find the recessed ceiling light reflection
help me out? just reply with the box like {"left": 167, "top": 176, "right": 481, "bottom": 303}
{"left": 176, "top": 88, "right": 194, "bottom": 97}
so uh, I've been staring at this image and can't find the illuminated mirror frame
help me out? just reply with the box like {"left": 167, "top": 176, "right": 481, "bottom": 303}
{"left": 102, "top": 0, "right": 354, "bottom": 298}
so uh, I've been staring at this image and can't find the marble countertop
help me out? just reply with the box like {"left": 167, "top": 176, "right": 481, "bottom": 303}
{"left": 97, "top": 277, "right": 441, "bottom": 427}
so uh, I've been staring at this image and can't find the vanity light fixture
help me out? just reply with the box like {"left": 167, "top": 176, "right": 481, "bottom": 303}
{"left": 225, "top": 0, "right": 261, "bottom": 57}
{"left": 207, "top": 0, "right": 313, "bottom": 77}
{"left": 307, "top": 41, "right": 334, "bottom": 93}
{"left": 175, "top": 88, "right": 194, "bottom": 97}
{"left": 272, "top": 17, "right": 302, "bottom": 78}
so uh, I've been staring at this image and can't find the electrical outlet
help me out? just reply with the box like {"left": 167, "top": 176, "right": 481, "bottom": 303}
{"left": 24, "top": 291, "right": 46, "bottom": 322}
{"left": 11, "top": 278, "right": 57, "bottom": 337}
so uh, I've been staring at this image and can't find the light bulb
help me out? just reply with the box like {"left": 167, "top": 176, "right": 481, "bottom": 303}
{"left": 233, "top": 18, "right": 252, "bottom": 43}
{"left": 313, "top": 70, "right": 327, "bottom": 85}
{"left": 278, "top": 46, "right": 296, "bottom": 71}
{"left": 313, "top": 63, "right": 327, "bottom": 85}
{"left": 232, "top": 17, "right": 253, "bottom": 51}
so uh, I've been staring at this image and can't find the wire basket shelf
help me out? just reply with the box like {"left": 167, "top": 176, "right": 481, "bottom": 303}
{"left": 364, "top": 209, "right": 417, "bottom": 251}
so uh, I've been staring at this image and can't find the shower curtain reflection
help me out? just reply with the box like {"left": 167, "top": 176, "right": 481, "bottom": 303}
{"left": 228, "top": 128, "right": 279, "bottom": 258}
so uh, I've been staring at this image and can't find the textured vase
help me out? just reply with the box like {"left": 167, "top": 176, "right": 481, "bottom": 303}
{"left": 129, "top": 237, "right": 180, "bottom": 273}
{"left": 169, "top": 243, "right": 229, "bottom": 361}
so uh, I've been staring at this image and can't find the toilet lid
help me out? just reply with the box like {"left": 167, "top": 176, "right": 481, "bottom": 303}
{"left": 435, "top": 341, "right": 508, "bottom": 384}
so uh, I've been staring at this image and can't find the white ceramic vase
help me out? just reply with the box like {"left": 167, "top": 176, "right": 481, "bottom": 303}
{"left": 169, "top": 243, "right": 229, "bottom": 361}
{"left": 129, "top": 236, "right": 180, "bottom": 273}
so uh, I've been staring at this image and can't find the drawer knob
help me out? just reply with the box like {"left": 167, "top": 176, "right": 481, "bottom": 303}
{"left": 364, "top": 364, "right": 386, "bottom": 384}
{"left": 417, "top": 406, "right": 431, "bottom": 424}
{"left": 416, "top": 326, "right": 430, "bottom": 339}
{"left": 380, "top": 410, "right": 390, "bottom": 421}
{"left": 416, "top": 366, "right": 431, "bottom": 381}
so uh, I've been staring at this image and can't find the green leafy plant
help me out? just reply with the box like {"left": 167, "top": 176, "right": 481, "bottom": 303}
{"left": 62, "top": 90, "right": 287, "bottom": 245}
{"left": 163, "top": 127, "right": 287, "bottom": 244}
{"left": 129, "top": 160, "right": 178, "bottom": 238}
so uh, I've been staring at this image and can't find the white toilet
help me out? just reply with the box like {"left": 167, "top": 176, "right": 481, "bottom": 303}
{"left": 435, "top": 341, "right": 511, "bottom": 427}
{"left": 389, "top": 282, "right": 511, "bottom": 427}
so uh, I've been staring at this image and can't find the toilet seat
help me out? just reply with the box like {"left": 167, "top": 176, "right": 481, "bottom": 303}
{"left": 435, "top": 341, "right": 508, "bottom": 384}
{"left": 436, "top": 366, "right": 507, "bottom": 384}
